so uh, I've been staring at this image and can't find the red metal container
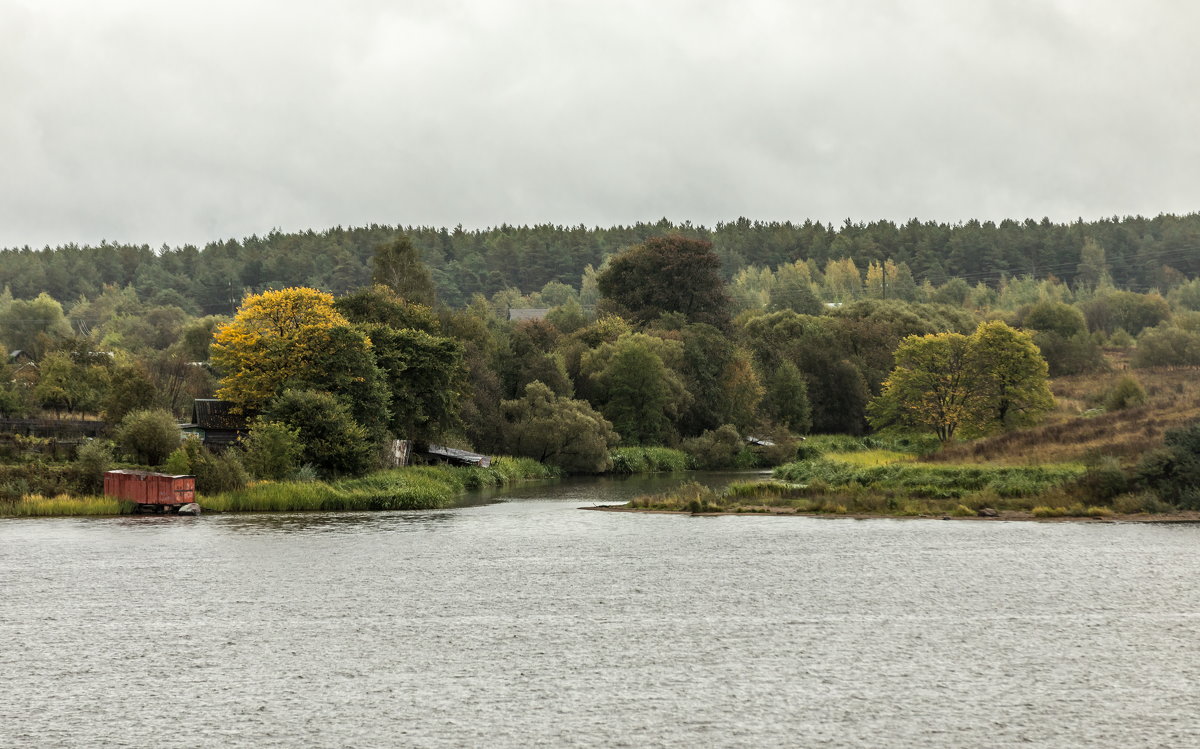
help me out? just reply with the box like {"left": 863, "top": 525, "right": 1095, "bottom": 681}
{"left": 103, "top": 470, "right": 195, "bottom": 507}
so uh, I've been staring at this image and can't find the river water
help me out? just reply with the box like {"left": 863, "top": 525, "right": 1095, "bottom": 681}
{"left": 2, "top": 472, "right": 1200, "bottom": 748}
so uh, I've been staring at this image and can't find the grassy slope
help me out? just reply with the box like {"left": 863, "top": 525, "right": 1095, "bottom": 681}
{"left": 930, "top": 363, "right": 1200, "bottom": 466}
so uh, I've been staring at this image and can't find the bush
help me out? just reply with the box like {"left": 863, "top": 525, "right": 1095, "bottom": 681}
{"left": 1132, "top": 325, "right": 1200, "bottom": 368}
{"left": 1074, "top": 456, "right": 1128, "bottom": 502}
{"left": 114, "top": 409, "right": 181, "bottom": 466}
{"left": 69, "top": 440, "right": 113, "bottom": 495}
{"left": 1135, "top": 422, "right": 1200, "bottom": 507}
{"left": 240, "top": 418, "right": 303, "bottom": 480}
{"left": 500, "top": 381, "right": 619, "bottom": 473}
{"left": 267, "top": 389, "right": 377, "bottom": 478}
{"left": 172, "top": 437, "right": 250, "bottom": 493}
{"left": 681, "top": 425, "right": 744, "bottom": 470}
{"left": 609, "top": 447, "right": 689, "bottom": 474}
{"left": 1102, "top": 376, "right": 1147, "bottom": 411}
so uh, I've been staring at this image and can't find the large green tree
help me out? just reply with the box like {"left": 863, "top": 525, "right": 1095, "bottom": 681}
{"left": 596, "top": 235, "right": 731, "bottom": 328}
{"left": 868, "top": 321, "right": 1053, "bottom": 441}
{"left": 372, "top": 236, "right": 437, "bottom": 306}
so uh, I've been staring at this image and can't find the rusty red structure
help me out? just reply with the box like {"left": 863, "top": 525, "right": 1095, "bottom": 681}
{"left": 103, "top": 470, "right": 195, "bottom": 512}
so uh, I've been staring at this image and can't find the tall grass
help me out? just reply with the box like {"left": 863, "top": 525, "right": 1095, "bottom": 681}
{"left": 200, "top": 460, "right": 560, "bottom": 513}
{"left": 0, "top": 494, "right": 129, "bottom": 517}
{"left": 0, "top": 458, "right": 560, "bottom": 516}
{"left": 609, "top": 447, "right": 690, "bottom": 474}
{"left": 774, "top": 458, "right": 1083, "bottom": 500}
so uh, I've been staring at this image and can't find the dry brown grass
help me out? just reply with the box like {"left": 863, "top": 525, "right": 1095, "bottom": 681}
{"left": 930, "top": 361, "right": 1200, "bottom": 466}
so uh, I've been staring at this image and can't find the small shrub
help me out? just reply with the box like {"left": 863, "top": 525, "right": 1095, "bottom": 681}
{"left": 240, "top": 418, "right": 303, "bottom": 480}
{"left": 177, "top": 437, "right": 249, "bottom": 493}
{"left": 1102, "top": 376, "right": 1147, "bottom": 411}
{"left": 163, "top": 447, "right": 191, "bottom": 475}
{"left": 681, "top": 425, "right": 744, "bottom": 470}
{"left": 114, "top": 409, "right": 181, "bottom": 466}
{"left": 70, "top": 440, "right": 113, "bottom": 495}
{"left": 1075, "top": 456, "right": 1128, "bottom": 502}
{"left": 1113, "top": 492, "right": 1174, "bottom": 514}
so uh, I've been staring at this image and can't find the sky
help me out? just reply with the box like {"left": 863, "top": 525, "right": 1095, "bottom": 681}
{"left": 2, "top": 0, "right": 1198, "bottom": 249}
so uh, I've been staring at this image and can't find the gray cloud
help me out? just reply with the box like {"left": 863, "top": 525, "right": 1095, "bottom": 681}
{"left": 2, "top": 0, "right": 1198, "bottom": 248}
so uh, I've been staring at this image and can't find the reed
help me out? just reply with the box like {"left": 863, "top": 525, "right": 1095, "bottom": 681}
{"left": 201, "top": 461, "right": 560, "bottom": 513}
{"left": 609, "top": 447, "right": 690, "bottom": 474}
{"left": 0, "top": 494, "right": 129, "bottom": 517}
{"left": 0, "top": 458, "right": 560, "bottom": 517}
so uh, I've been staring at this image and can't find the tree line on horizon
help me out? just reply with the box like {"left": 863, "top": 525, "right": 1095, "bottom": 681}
{"left": 1, "top": 213, "right": 1198, "bottom": 314}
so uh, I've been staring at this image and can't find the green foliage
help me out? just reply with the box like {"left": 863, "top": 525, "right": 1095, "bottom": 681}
{"left": 267, "top": 389, "right": 376, "bottom": 478}
{"left": 198, "top": 461, "right": 556, "bottom": 513}
{"left": 774, "top": 458, "right": 1083, "bottom": 499}
{"left": 869, "top": 321, "right": 1053, "bottom": 441}
{"left": 609, "top": 447, "right": 690, "bottom": 474}
{"left": 0, "top": 494, "right": 128, "bottom": 517}
{"left": 1082, "top": 291, "right": 1171, "bottom": 335}
{"left": 0, "top": 292, "right": 72, "bottom": 360}
{"left": 70, "top": 440, "right": 113, "bottom": 495}
{"left": 1135, "top": 421, "right": 1200, "bottom": 508}
{"left": 334, "top": 285, "right": 439, "bottom": 332}
{"left": 1021, "top": 300, "right": 1087, "bottom": 339}
{"left": 240, "top": 418, "right": 303, "bottom": 480}
{"left": 597, "top": 235, "right": 731, "bottom": 328}
{"left": 680, "top": 425, "right": 752, "bottom": 470}
{"left": 173, "top": 437, "right": 249, "bottom": 493}
{"left": 371, "top": 235, "right": 437, "bottom": 306}
{"left": 361, "top": 324, "right": 464, "bottom": 441}
{"left": 102, "top": 364, "right": 157, "bottom": 423}
{"left": 1032, "top": 330, "right": 1105, "bottom": 376}
{"left": 762, "top": 360, "right": 812, "bottom": 434}
{"left": 501, "top": 381, "right": 619, "bottom": 473}
{"left": 678, "top": 323, "right": 736, "bottom": 435}
{"left": 585, "top": 335, "right": 690, "bottom": 446}
{"left": 115, "top": 408, "right": 181, "bottom": 466}
{"left": 1102, "top": 376, "right": 1147, "bottom": 411}
{"left": 1074, "top": 456, "right": 1129, "bottom": 502}
{"left": 1132, "top": 324, "right": 1200, "bottom": 368}
{"left": 33, "top": 351, "right": 109, "bottom": 415}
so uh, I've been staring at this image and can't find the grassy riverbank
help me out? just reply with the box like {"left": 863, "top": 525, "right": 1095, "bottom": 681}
{"left": 0, "top": 458, "right": 558, "bottom": 517}
{"left": 616, "top": 439, "right": 1152, "bottom": 519}
{"left": 199, "top": 457, "right": 558, "bottom": 513}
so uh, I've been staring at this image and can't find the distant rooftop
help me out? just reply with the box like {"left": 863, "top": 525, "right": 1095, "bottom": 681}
{"left": 508, "top": 308, "right": 550, "bottom": 322}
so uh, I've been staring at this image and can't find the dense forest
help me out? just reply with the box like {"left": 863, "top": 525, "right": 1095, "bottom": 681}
{"left": 2, "top": 213, "right": 1199, "bottom": 314}
{"left": 5, "top": 213, "right": 1200, "bottom": 505}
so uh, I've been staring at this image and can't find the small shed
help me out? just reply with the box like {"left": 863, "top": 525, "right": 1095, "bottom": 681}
{"left": 180, "top": 399, "right": 247, "bottom": 451}
{"left": 104, "top": 470, "right": 195, "bottom": 510}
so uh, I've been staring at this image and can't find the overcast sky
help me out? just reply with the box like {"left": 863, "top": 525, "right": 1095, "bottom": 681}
{"left": 2, "top": 0, "right": 1198, "bottom": 249}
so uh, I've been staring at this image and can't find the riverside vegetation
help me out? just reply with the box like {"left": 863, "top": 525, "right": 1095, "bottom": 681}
{"left": 5, "top": 217, "right": 1200, "bottom": 517}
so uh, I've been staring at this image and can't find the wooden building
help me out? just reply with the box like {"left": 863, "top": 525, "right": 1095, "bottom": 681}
{"left": 180, "top": 399, "right": 248, "bottom": 451}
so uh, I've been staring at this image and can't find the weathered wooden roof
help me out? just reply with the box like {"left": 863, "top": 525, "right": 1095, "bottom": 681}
{"left": 421, "top": 444, "right": 492, "bottom": 468}
{"left": 191, "top": 399, "right": 247, "bottom": 430}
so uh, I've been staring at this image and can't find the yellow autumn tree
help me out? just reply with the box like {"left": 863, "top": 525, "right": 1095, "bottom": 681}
{"left": 867, "top": 322, "right": 1053, "bottom": 441}
{"left": 210, "top": 288, "right": 353, "bottom": 413}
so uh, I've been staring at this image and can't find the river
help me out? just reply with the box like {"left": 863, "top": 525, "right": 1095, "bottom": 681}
{"left": 2, "top": 472, "right": 1199, "bottom": 748}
